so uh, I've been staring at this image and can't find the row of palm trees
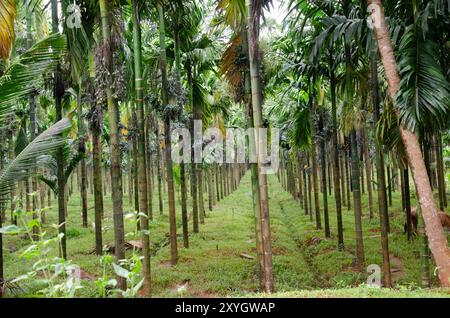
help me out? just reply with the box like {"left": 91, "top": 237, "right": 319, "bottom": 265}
{"left": 0, "top": 0, "right": 252, "bottom": 296}
{"left": 269, "top": 0, "right": 449, "bottom": 287}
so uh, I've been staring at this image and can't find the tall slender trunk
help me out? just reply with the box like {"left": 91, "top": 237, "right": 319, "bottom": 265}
{"left": 387, "top": 164, "right": 392, "bottom": 206}
{"left": 246, "top": 0, "right": 273, "bottom": 293}
{"left": 362, "top": 128, "right": 374, "bottom": 219}
{"left": 345, "top": 147, "right": 351, "bottom": 210}
{"left": 9, "top": 133, "right": 16, "bottom": 225}
{"left": 180, "top": 160, "right": 189, "bottom": 248}
{"left": 26, "top": 13, "right": 39, "bottom": 240}
{"left": 145, "top": 110, "right": 154, "bottom": 220}
{"left": 340, "top": 151, "right": 347, "bottom": 208}
{"left": 173, "top": 25, "right": 189, "bottom": 245}
{"left": 329, "top": 53, "right": 344, "bottom": 249}
{"left": 435, "top": 133, "right": 446, "bottom": 210}
{"left": 208, "top": 168, "right": 213, "bottom": 211}
{"left": 155, "top": 120, "right": 164, "bottom": 214}
{"left": 51, "top": 0, "right": 67, "bottom": 259}
{"left": 371, "top": 53, "right": 392, "bottom": 287}
{"left": 242, "top": 28, "right": 265, "bottom": 289}
{"left": 131, "top": 112, "right": 139, "bottom": 216}
{"left": 198, "top": 169, "right": 205, "bottom": 221}
{"left": 99, "top": 0, "right": 126, "bottom": 290}
{"left": 307, "top": 156, "right": 313, "bottom": 222}
{"left": 311, "top": 96, "right": 321, "bottom": 229}
{"left": 302, "top": 161, "right": 309, "bottom": 215}
{"left": 351, "top": 130, "right": 365, "bottom": 270}
{"left": 215, "top": 164, "right": 220, "bottom": 202}
{"left": 404, "top": 168, "right": 413, "bottom": 241}
{"left": 219, "top": 164, "right": 224, "bottom": 199}
{"left": 77, "top": 84, "right": 88, "bottom": 228}
{"left": 297, "top": 154, "right": 304, "bottom": 209}
{"left": 158, "top": 3, "right": 178, "bottom": 265}
{"left": 91, "top": 104, "right": 103, "bottom": 255}
{"left": 131, "top": 0, "right": 151, "bottom": 295}
{"left": 369, "top": 0, "right": 450, "bottom": 286}
{"left": 128, "top": 156, "right": 132, "bottom": 205}
{"left": 187, "top": 64, "right": 199, "bottom": 233}
{"left": 319, "top": 111, "right": 330, "bottom": 237}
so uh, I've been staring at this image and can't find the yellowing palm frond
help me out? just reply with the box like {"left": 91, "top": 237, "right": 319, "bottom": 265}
{"left": 0, "top": 0, "right": 16, "bottom": 60}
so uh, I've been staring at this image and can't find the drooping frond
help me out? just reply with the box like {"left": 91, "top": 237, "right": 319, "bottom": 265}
{"left": 220, "top": 33, "right": 245, "bottom": 102}
{"left": 0, "top": 0, "right": 16, "bottom": 60}
{"left": 216, "top": 0, "right": 247, "bottom": 30}
{"left": 0, "top": 118, "right": 71, "bottom": 199}
{"left": 0, "top": 33, "right": 67, "bottom": 119}
{"left": 396, "top": 26, "right": 450, "bottom": 132}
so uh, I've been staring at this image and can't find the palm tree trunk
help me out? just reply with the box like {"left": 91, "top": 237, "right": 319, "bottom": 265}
{"left": 404, "top": 168, "right": 413, "bottom": 241}
{"left": 219, "top": 164, "right": 224, "bottom": 199}
{"left": 435, "top": 133, "right": 446, "bottom": 210}
{"left": 351, "top": 130, "right": 365, "bottom": 270}
{"left": 208, "top": 168, "right": 213, "bottom": 211}
{"left": 99, "top": 0, "right": 126, "bottom": 290}
{"left": 371, "top": 53, "right": 392, "bottom": 287}
{"left": 131, "top": 0, "right": 151, "bottom": 295}
{"left": 242, "top": 28, "right": 265, "bottom": 289}
{"left": 215, "top": 164, "right": 220, "bottom": 202}
{"left": 131, "top": 113, "right": 139, "bottom": 217}
{"left": 246, "top": 0, "right": 273, "bottom": 293}
{"left": 158, "top": 3, "right": 178, "bottom": 266}
{"left": 186, "top": 64, "right": 199, "bottom": 233}
{"left": 387, "top": 164, "right": 392, "bottom": 207}
{"left": 302, "top": 161, "right": 309, "bottom": 215}
{"left": 329, "top": 53, "right": 344, "bottom": 249}
{"left": 297, "top": 154, "right": 304, "bottom": 209}
{"left": 340, "top": 150, "right": 347, "bottom": 208}
{"left": 51, "top": 0, "right": 67, "bottom": 259}
{"left": 145, "top": 110, "right": 154, "bottom": 220}
{"left": 180, "top": 161, "right": 189, "bottom": 248}
{"left": 155, "top": 120, "right": 164, "bottom": 214}
{"left": 311, "top": 96, "right": 321, "bottom": 229}
{"left": 362, "top": 128, "right": 374, "bottom": 219}
{"left": 319, "top": 111, "right": 330, "bottom": 237}
{"left": 8, "top": 133, "right": 16, "bottom": 225}
{"left": 76, "top": 84, "right": 88, "bottom": 228}
{"left": 369, "top": 0, "right": 450, "bottom": 286}
{"left": 173, "top": 26, "right": 189, "bottom": 244}
{"left": 91, "top": 104, "right": 103, "bottom": 255}
{"left": 198, "top": 169, "right": 205, "bottom": 221}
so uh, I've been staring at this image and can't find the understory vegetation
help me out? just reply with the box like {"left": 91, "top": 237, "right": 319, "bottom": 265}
{"left": 0, "top": 0, "right": 449, "bottom": 298}
{"left": 2, "top": 175, "right": 449, "bottom": 297}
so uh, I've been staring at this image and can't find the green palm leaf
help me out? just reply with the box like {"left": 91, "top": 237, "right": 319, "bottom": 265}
{"left": 396, "top": 26, "right": 450, "bottom": 132}
{"left": 0, "top": 33, "right": 67, "bottom": 119}
{"left": 0, "top": 118, "right": 71, "bottom": 199}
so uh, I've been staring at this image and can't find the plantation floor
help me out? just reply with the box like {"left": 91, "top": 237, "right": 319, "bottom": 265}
{"left": 2, "top": 173, "right": 450, "bottom": 298}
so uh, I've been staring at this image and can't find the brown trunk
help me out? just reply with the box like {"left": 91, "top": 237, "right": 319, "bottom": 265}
{"left": 369, "top": 0, "right": 450, "bottom": 286}
{"left": 92, "top": 119, "right": 104, "bottom": 255}
{"left": 362, "top": 129, "right": 374, "bottom": 219}
{"left": 311, "top": 97, "right": 321, "bottom": 229}
{"left": 371, "top": 53, "right": 392, "bottom": 287}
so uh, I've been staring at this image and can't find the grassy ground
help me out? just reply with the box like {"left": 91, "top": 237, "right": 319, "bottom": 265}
{"left": 2, "top": 172, "right": 449, "bottom": 298}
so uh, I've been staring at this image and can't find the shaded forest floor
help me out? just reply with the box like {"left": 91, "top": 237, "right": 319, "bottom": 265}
{"left": 2, "top": 173, "right": 450, "bottom": 298}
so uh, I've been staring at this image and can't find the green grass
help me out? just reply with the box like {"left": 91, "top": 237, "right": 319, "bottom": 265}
{"left": 2, "top": 173, "right": 449, "bottom": 298}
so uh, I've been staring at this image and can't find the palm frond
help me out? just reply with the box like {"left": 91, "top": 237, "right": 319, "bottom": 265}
{"left": 0, "top": 33, "right": 67, "bottom": 119}
{"left": 0, "top": 0, "right": 16, "bottom": 60}
{"left": 0, "top": 118, "right": 71, "bottom": 199}
{"left": 396, "top": 26, "right": 450, "bottom": 132}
